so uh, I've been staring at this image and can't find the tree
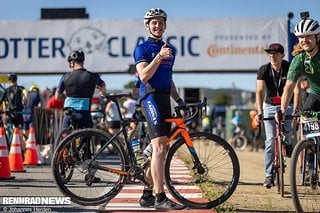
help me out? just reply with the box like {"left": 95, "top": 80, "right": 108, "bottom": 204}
{"left": 124, "top": 81, "right": 134, "bottom": 89}
{"left": 213, "top": 92, "right": 232, "bottom": 105}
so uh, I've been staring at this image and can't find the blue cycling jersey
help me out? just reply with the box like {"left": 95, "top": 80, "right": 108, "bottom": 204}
{"left": 134, "top": 38, "right": 176, "bottom": 95}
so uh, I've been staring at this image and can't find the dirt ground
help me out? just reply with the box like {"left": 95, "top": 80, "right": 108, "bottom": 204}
{"left": 225, "top": 147, "right": 296, "bottom": 212}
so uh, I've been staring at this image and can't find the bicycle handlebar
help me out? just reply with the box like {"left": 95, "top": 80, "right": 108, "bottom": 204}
{"left": 262, "top": 115, "right": 297, "bottom": 121}
{"left": 298, "top": 110, "right": 320, "bottom": 118}
{"left": 101, "top": 93, "right": 133, "bottom": 102}
{"left": 263, "top": 114, "right": 298, "bottom": 135}
{"left": 173, "top": 97, "right": 207, "bottom": 124}
{"left": 101, "top": 92, "right": 208, "bottom": 126}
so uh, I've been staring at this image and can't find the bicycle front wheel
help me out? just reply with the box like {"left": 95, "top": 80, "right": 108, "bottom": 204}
{"left": 290, "top": 139, "right": 320, "bottom": 212}
{"left": 52, "top": 128, "right": 127, "bottom": 206}
{"left": 165, "top": 132, "right": 240, "bottom": 209}
{"left": 276, "top": 136, "right": 284, "bottom": 197}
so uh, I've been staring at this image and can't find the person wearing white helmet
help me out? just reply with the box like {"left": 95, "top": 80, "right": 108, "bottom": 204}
{"left": 278, "top": 12, "right": 320, "bottom": 119}
{"left": 133, "top": 8, "right": 185, "bottom": 210}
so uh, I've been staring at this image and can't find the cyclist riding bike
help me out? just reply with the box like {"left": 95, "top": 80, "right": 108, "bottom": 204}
{"left": 278, "top": 13, "right": 320, "bottom": 120}
{"left": 255, "top": 42, "right": 297, "bottom": 188}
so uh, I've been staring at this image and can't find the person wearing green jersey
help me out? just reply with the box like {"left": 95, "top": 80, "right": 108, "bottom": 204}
{"left": 279, "top": 13, "right": 320, "bottom": 118}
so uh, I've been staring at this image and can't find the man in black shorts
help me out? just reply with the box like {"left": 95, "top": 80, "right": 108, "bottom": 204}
{"left": 133, "top": 8, "right": 186, "bottom": 210}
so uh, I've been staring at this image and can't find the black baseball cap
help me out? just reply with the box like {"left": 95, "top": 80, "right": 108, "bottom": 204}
{"left": 264, "top": 43, "right": 284, "bottom": 54}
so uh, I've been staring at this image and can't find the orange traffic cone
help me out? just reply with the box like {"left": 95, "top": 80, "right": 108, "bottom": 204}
{"left": 9, "top": 127, "right": 26, "bottom": 172}
{"left": 24, "top": 127, "right": 39, "bottom": 165}
{"left": 0, "top": 127, "right": 15, "bottom": 180}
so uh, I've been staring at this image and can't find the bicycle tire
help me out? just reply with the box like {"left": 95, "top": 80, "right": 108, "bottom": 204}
{"left": 164, "top": 132, "right": 240, "bottom": 209}
{"left": 52, "top": 128, "right": 128, "bottom": 206}
{"left": 290, "top": 139, "right": 320, "bottom": 212}
{"left": 232, "top": 135, "right": 248, "bottom": 150}
{"left": 276, "top": 136, "right": 284, "bottom": 197}
{"left": 54, "top": 128, "right": 72, "bottom": 147}
{"left": 54, "top": 129, "right": 74, "bottom": 183}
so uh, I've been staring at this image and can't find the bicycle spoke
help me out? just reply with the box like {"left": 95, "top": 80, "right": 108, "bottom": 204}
{"left": 165, "top": 132, "right": 239, "bottom": 209}
{"left": 291, "top": 139, "right": 320, "bottom": 212}
{"left": 52, "top": 128, "right": 127, "bottom": 205}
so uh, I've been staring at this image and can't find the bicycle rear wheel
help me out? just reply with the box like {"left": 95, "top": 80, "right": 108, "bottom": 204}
{"left": 165, "top": 132, "right": 240, "bottom": 209}
{"left": 290, "top": 139, "right": 320, "bottom": 212}
{"left": 55, "top": 129, "right": 74, "bottom": 183}
{"left": 52, "top": 128, "right": 127, "bottom": 206}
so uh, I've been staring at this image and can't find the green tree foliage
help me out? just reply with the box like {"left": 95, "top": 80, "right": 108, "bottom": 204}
{"left": 124, "top": 81, "right": 134, "bottom": 89}
{"left": 213, "top": 92, "right": 232, "bottom": 105}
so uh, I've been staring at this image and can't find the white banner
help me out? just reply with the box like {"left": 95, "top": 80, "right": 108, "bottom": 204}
{"left": 0, "top": 18, "right": 287, "bottom": 73}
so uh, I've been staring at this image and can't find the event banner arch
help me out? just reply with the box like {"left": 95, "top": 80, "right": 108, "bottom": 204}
{"left": 0, "top": 18, "right": 287, "bottom": 74}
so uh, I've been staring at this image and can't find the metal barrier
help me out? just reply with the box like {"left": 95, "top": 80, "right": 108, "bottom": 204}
{"left": 32, "top": 107, "right": 63, "bottom": 146}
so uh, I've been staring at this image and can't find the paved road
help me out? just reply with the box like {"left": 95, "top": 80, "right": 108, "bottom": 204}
{"left": 0, "top": 165, "right": 100, "bottom": 212}
{"left": 0, "top": 165, "right": 214, "bottom": 213}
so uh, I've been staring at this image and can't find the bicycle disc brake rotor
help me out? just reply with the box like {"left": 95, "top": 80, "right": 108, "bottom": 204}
{"left": 193, "top": 163, "right": 209, "bottom": 182}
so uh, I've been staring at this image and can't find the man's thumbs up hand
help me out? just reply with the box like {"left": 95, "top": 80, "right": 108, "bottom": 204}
{"left": 162, "top": 41, "right": 167, "bottom": 48}
{"left": 159, "top": 41, "right": 172, "bottom": 59}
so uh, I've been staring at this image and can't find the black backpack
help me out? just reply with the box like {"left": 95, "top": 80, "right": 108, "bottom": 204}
{"left": 0, "top": 84, "right": 6, "bottom": 105}
{"left": 5, "top": 85, "right": 25, "bottom": 111}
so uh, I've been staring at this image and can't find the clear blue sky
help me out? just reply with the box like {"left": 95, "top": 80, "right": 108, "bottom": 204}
{"left": 1, "top": 0, "right": 319, "bottom": 92}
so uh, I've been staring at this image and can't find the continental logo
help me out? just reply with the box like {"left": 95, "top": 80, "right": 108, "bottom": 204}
{"left": 207, "top": 44, "right": 268, "bottom": 57}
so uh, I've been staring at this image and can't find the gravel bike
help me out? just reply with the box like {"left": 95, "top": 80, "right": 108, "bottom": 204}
{"left": 290, "top": 111, "right": 320, "bottom": 212}
{"left": 52, "top": 93, "right": 240, "bottom": 209}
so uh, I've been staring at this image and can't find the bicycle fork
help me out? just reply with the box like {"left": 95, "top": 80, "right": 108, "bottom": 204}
{"left": 167, "top": 120, "right": 206, "bottom": 176}
{"left": 309, "top": 137, "right": 319, "bottom": 189}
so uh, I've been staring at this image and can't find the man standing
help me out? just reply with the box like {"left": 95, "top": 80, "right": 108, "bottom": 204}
{"left": 3, "top": 73, "right": 28, "bottom": 150}
{"left": 255, "top": 43, "right": 296, "bottom": 188}
{"left": 4, "top": 74, "right": 27, "bottom": 129}
{"left": 133, "top": 8, "right": 185, "bottom": 210}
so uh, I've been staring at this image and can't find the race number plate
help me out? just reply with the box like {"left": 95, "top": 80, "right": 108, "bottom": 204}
{"left": 301, "top": 113, "right": 320, "bottom": 137}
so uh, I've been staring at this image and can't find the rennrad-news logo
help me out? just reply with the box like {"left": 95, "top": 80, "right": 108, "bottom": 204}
{"left": 2, "top": 197, "right": 72, "bottom": 205}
